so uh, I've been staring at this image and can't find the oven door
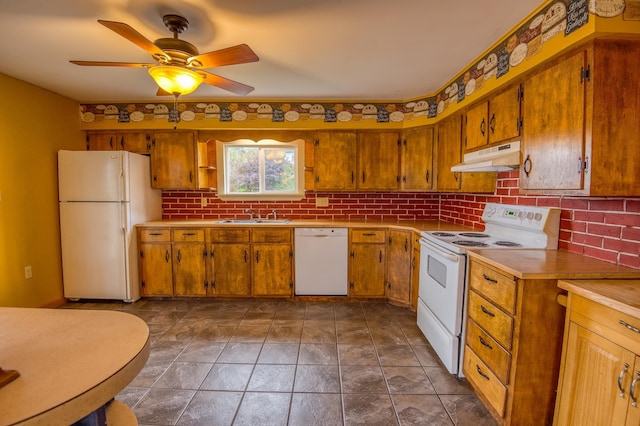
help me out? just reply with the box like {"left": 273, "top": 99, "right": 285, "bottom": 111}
{"left": 418, "top": 237, "right": 466, "bottom": 336}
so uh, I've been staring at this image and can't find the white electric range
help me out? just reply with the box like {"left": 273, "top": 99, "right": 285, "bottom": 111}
{"left": 417, "top": 203, "right": 561, "bottom": 376}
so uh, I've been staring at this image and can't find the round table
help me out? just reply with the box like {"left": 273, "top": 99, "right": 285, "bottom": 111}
{"left": 0, "top": 308, "right": 149, "bottom": 425}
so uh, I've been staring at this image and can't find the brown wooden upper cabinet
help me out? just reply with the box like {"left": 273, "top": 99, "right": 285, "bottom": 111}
{"left": 151, "top": 131, "right": 197, "bottom": 189}
{"left": 437, "top": 114, "right": 497, "bottom": 193}
{"left": 314, "top": 131, "right": 357, "bottom": 191}
{"left": 401, "top": 126, "right": 434, "bottom": 191}
{"left": 86, "top": 131, "right": 151, "bottom": 154}
{"left": 521, "top": 39, "right": 640, "bottom": 196}
{"left": 357, "top": 131, "right": 401, "bottom": 191}
{"left": 465, "top": 84, "right": 522, "bottom": 151}
{"left": 436, "top": 114, "right": 464, "bottom": 192}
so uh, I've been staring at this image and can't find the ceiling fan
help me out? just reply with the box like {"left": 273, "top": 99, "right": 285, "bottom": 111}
{"left": 70, "top": 14, "right": 259, "bottom": 96}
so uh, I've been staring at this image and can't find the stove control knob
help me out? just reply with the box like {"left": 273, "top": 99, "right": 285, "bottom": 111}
{"left": 534, "top": 213, "right": 543, "bottom": 221}
{"left": 517, "top": 211, "right": 525, "bottom": 219}
{"left": 527, "top": 212, "right": 534, "bottom": 220}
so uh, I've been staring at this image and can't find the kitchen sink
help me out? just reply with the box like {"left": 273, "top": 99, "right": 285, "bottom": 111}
{"left": 217, "top": 219, "right": 291, "bottom": 224}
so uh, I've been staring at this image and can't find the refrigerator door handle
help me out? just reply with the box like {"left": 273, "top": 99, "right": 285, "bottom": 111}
{"left": 119, "top": 153, "right": 125, "bottom": 202}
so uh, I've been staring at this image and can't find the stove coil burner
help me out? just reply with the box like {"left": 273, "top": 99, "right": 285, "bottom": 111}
{"left": 432, "top": 232, "right": 456, "bottom": 237}
{"left": 493, "top": 241, "right": 522, "bottom": 247}
{"left": 452, "top": 240, "right": 490, "bottom": 247}
{"left": 458, "top": 232, "right": 490, "bottom": 238}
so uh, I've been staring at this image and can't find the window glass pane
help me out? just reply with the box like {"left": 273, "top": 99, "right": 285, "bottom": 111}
{"left": 264, "top": 147, "right": 296, "bottom": 192}
{"left": 227, "top": 146, "right": 259, "bottom": 193}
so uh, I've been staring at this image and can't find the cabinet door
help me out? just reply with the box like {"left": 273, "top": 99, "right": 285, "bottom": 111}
{"left": 488, "top": 85, "right": 521, "bottom": 144}
{"left": 357, "top": 131, "right": 400, "bottom": 190}
{"left": 119, "top": 132, "right": 151, "bottom": 154}
{"left": 151, "top": 132, "right": 197, "bottom": 189}
{"left": 402, "top": 127, "right": 434, "bottom": 191}
{"left": 251, "top": 244, "right": 293, "bottom": 296}
{"left": 139, "top": 243, "right": 173, "bottom": 296}
{"left": 211, "top": 243, "right": 251, "bottom": 296}
{"left": 465, "top": 101, "right": 489, "bottom": 151}
{"left": 521, "top": 50, "right": 586, "bottom": 191}
{"left": 173, "top": 242, "right": 207, "bottom": 296}
{"left": 555, "top": 322, "right": 635, "bottom": 426}
{"left": 350, "top": 244, "right": 386, "bottom": 297}
{"left": 436, "top": 115, "right": 463, "bottom": 191}
{"left": 86, "top": 132, "right": 117, "bottom": 151}
{"left": 411, "top": 234, "right": 420, "bottom": 311}
{"left": 314, "top": 131, "right": 357, "bottom": 190}
{"left": 386, "top": 230, "right": 412, "bottom": 305}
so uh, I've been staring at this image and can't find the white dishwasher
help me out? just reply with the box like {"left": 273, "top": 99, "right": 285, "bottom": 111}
{"left": 294, "top": 228, "right": 348, "bottom": 295}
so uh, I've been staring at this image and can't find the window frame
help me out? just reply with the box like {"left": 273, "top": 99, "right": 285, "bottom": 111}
{"left": 216, "top": 138, "right": 305, "bottom": 201}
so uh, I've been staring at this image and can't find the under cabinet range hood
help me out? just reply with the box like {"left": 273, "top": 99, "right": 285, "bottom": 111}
{"left": 451, "top": 141, "right": 521, "bottom": 172}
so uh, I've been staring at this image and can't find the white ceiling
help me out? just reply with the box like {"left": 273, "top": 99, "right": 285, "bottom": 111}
{"left": 0, "top": 0, "right": 544, "bottom": 103}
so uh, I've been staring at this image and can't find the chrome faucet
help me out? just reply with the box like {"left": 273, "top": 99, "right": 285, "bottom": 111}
{"left": 265, "top": 210, "right": 278, "bottom": 220}
{"left": 246, "top": 208, "right": 259, "bottom": 219}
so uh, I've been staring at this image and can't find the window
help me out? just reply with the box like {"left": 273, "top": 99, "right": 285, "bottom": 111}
{"left": 216, "top": 139, "right": 305, "bottom": 200}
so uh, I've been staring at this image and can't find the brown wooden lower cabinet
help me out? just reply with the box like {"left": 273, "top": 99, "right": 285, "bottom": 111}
{"left": 250, "top": 228, "right": 293, "bottom": 297}
{"left": 138, "top": 228, "right": 173, "bottom": 297}
{"left": 349, "top": 229, "right": 386, "bottom": 298}
{"left": 554, "top": 280, "right": 640, "bottom": 426}
{"left": 462, "top": 257, "right": 565, "bottom": 425}
{"left": 138, "top": 225, "right": 414, "bottom": 303}
{"left": 209, "top": 228, "right": 251, "bottom": 296}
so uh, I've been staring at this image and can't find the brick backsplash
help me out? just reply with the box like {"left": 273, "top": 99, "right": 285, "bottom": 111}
{"left": 162, "top": 191, "right": 441, "bottom": 222}
{"left": 162, "top": 170, "right": 640, "bottom": 269}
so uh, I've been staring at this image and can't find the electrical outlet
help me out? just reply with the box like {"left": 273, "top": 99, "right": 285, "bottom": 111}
{"left": 24, "top": 266, "right": 32, "bottom": 279}
{"left": 316, "top": 197, "right": 329, "bottom": 207}
{"left": 201, "top": 197, "right": 208, "bottom": 207}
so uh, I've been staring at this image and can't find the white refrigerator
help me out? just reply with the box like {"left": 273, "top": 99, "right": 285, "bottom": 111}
{"left": 58, "top": 150, "right": 162, "bottom": 302}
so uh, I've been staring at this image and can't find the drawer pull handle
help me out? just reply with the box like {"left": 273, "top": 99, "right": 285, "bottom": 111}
{"left": 149, "top": 232, "right": 163, "bottom": 236}
{"left": 476, "top": 365, "right": 490, "bottom": 381}
{"left": 632, "top": 371, "right": 640, "bottom": 407}
{"left": 619, "top": 363, "right": 629, "bottom": 398}
{"left": 480, "top": 305, "right": 495, "bottom": 318}
{"left": 479, "top": 336, "right": 493, "bottom": 350}
{"left": 620, "top": 320, "right": 640, "bottom": 334}
{"left": 482, "top": 273, "right": 498, "bottom": 284}
{"left": 362, "top": 233, "right": 376, "bottom": 236}
{"left": 182, "top": 232, "right": 197, "bottom": 236}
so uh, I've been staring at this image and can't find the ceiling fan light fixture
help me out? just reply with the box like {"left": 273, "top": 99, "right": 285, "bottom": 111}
{"left": 148, "top": 65, "right": 203, "bottom": 96}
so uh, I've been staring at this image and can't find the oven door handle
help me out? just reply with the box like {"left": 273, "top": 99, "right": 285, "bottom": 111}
{"left": 420, "top": 238, "right": 460, "bottom": 263}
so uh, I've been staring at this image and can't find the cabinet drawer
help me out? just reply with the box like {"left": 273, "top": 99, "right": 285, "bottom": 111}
{"left": 251, "top": 228, "right": 292, "bottom": 244}
{"left": 351, "top": 229, "right": 386, "bottom": 243}
{"left": 210, "top": 228, "right": 250, "bottom": 243}
{"left": 173, "top": 229, "right": 205, "bottom": 242}
{"left": 571, "top": 294, "right": 640, "bottom": 354}
{"left": 464, "top": 347, "right": 507, "bottom": 417}
{"left": 468, "top": 290, "right": 514, "bottom": 350}
{"left": 140, "top": 229, "right": 171, "bottom": 242}
{"left": 466, "top": 319, "right": 511, "bottom": 384}
{"left": 469, "top": 261, "right": 516, "bottom": 314}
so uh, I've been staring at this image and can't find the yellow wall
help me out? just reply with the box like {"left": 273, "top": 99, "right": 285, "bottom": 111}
{"left": 0, "top": 74, "right": 84, "bottom": 307}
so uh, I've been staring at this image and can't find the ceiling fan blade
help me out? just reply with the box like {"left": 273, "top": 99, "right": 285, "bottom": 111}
{"left": 98, "top": 20, "right": 170, "bottom": 62}
{"left": 70, "top": 60, "right": 155, "bottom": 68}
{"left": 188, "top": 44, "right": 259, "bottom": 68}
{"left": 201, "top": 70, "right": 255, "bottom": 95}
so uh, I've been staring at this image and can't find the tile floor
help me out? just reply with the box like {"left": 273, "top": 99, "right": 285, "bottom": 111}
{"left": 62, "top": 299, "right": 497, "bottom": 426}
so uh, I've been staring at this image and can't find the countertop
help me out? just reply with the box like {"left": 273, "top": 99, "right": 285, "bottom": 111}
{"left": 138, "top": 219, "right": 475, "bottom": 233}
{"left": 0, "top": 308, "right": 149, "bottom": 425}
{"left": 558, "top": 279, "right": 640, "bottom": 319}
{"left": 467, "top": 249, "right": 640, "bottom": 280}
